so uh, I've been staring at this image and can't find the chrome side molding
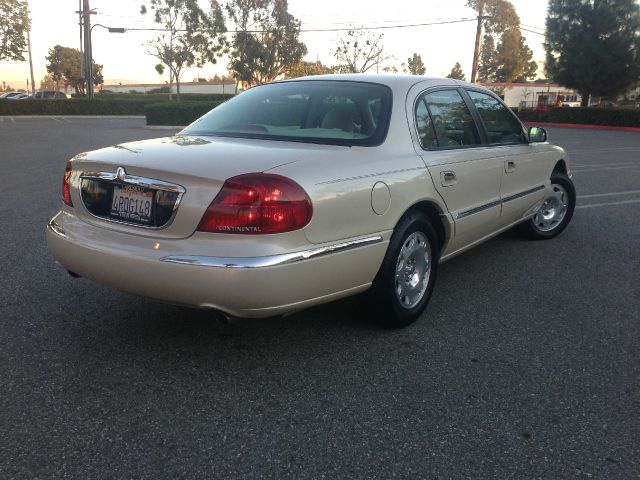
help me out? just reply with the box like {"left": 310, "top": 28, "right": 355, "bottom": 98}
{"left": 502, "top": 185, "right": 545, "bottom": 204}
{"left": 160, "top": 236, "right": 384, "bottom": 269}
{"left": 456, "top": 185, "right": 546, "bottom": 220}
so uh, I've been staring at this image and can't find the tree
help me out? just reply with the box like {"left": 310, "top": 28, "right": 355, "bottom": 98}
{"left": 472, "top": 1, "right": 537, "bottom": 83}
{"left": 45, "top": 45, "right": 103, "bottom": 95}
{"left": 447, "top": 62, "right": 467, "bottom": 81}
{"left": 40, "top": 74, "right": 57, "bottom": 91}
{"left": 467, "top": 0, "right": 520, "bottom": 82}
{"left": 477, "top": 34, "right": 497, "bottom": 82}
{"left": 545, "top": 0, "right": 640, "bottom": 106}
{"left": 501, "top": 33, "right": 537, "bottom": 83}
{"left": 403, "top": 53, "right": 426, "bottom": 75}
{"left": 1, "top": 81, "right": 15, "bottom": 92}
{"left": 226, "top": 0, "right": 307, "bottom": 86}
{"left": 285, "top": 60, "right": 333, "bottom": 78}
{"left": 142, "top": 0, "right": 227, "bottom": 99}
{"left": 0, "top": 0, "right": 28, "bottom": 62}
{"left": 481, "top": 29, "right": 537, "bottom": 83}
{"left": 333, "top": 28, "right": 393, "bottom": 73}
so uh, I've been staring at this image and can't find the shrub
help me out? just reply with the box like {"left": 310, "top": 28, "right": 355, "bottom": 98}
{"left": 516, "top": 107, "right": 640, "bottom": 128}
{"left": 96, "top": 92, "right": 233, "bottom": 103}
{"left": 0, "top": 94, "right": 234, "bottom": 117}
{"left": 0, "top": 98, "right": 148, "bottom": 115}
{"left": 145, "top": 101, "right": 224, "bottom": 126}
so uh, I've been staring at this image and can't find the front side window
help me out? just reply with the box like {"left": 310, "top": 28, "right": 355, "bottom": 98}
{"left": 421, "top": 90, "right": 481, "bottom": 148}
{"left": 467, "top": 90, "right": 526, "bottom": 145}
{"left": 183, "top": 81, "right": 392, "bottom": 147}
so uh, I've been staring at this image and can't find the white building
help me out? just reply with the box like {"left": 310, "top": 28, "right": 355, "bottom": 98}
{"left": 101, "top": 80, "right": 237, "bottom": 95}
{"left": 480, "top": 82, "right": 582, "bottom": 109}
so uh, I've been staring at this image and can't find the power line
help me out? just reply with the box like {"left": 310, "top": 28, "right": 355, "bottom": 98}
{"left": 521, "top": 27, "right": 545, "bottom": 36}
{"left": 96, "top": 17, "right": 478, "bottom": 35}
{"left": 521, "top": 23, "right": 546, "bottom": 31}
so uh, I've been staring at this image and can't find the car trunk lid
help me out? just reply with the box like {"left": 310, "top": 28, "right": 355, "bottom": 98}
{"left": 69, "top": 135, "right": 341, "bottom": 239}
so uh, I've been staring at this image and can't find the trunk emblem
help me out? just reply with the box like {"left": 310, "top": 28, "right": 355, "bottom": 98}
{"left": 116, "top": 167, "right": 126, "bottom": 181}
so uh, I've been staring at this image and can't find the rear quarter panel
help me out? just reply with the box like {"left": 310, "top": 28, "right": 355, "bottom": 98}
{"left": 271, "top": 149, "right": 446, "bottom": 245}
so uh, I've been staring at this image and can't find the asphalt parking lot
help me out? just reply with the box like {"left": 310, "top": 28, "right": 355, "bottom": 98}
{"left": 1, "top": 117, "right": 639, "bottom": 479}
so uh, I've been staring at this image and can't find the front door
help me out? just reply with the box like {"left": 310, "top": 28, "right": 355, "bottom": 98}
{"left": 465, "top": 90, "right": 548, "bottom": 225}
{"left": 414, "top": 89, "right": 504, "bottom": 256}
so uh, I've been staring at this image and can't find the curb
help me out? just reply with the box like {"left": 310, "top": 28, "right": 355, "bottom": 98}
{"left": 522, "top": 121, "right": 640, "bottom": 133}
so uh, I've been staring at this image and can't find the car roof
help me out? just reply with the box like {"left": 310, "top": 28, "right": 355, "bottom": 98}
{"left": 277, "top": 73, "right": 485, "bottom": 95}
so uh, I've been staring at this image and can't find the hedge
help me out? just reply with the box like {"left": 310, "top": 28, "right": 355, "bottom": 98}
{"left": 0, "top": 94, "right": 234, "bottom": 116}
{"left": 96, "top": 92, "right": 233, "bottom": 103}
{"left": 145, "top": 101, "right": 224, "bottom": 126}
{"left": 516, "top": 107, "right": 640, "bottom": 128}
{"left": 0, "top": 98, "right": 148, "bottom": 115}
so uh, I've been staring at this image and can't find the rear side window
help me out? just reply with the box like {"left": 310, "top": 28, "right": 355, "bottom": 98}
{"left": 421, "top": 90, "right": 481, "bottom": 148}
{"left": 415, "top": 99, "right": 438, "bottom": 148}
{"left": 467, "top": 90, "right": 526, "bottom": 145}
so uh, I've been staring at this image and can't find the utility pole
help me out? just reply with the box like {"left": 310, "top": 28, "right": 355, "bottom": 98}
{"left": 24, "top": 4, "right": 35, "bottom": 95}
{"left": 470, "top": 3, "right": 484, "bottom": 84}
{"left": 78, "top": 0, "right": 84, "bottom": 90}
{"left": 82, "top": 0, "right": 94, "bottom": 98}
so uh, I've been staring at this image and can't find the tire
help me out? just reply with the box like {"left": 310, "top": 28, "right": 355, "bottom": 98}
{"left": 516, "top": 172, "right": 576, "bottom": 240}
{"left": 367, "top": 212, "right": 439, "bottom": 328}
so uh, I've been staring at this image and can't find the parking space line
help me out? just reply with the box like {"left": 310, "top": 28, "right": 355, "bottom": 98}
{"left": 577, "top": 199, "right": 640, "bottom": 209}
{"left": 573, "top": 165, "right": 640, "bottom": 173}
{"left": 578, "top": 189, "right": 640, "bottom": 199}
{"left": 573, "top": 162, "right": 636, "bottom": 169}
{"left": 10, "top": 117, "right": 14, "bottom": 123}
{"left": 51, "top": 117, "right": 61, "bottom": 123}
{"left": 568, "top": 147, "right": 640, "bottom": 155}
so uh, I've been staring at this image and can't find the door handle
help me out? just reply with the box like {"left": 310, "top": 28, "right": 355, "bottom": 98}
{"left": 505, "top": 161, "right": 516, "bottom": 173}
{"left": 440, "top": 171, "right": 457, "bottom": 187}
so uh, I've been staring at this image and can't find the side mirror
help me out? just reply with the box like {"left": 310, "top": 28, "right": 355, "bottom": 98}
{"left": 528, "top": 126, "right": 547, "bottom": 143}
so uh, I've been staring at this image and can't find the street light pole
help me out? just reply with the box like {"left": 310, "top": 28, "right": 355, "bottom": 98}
{"left": 87, "top": 24, "right": 127, "bottom": 97}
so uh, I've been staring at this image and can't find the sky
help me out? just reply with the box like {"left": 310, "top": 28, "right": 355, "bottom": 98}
{"left": 0, "top": 0, "right": 549, "bottom": 90}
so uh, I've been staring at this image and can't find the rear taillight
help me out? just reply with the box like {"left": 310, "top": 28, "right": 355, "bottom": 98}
{"left": 62, "top": 161, "right": 73, "bottom": 207}
{"left": 197, "top": 173, "right": 312, "bottom": 234}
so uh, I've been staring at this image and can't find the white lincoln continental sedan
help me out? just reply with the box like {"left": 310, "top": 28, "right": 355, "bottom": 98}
{"left": 46, "top": 75, "right": 575, "bottom": 327}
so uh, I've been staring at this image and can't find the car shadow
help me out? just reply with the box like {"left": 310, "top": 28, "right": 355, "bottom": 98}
{"left": 57, "top": 226, "right": 550, "bottom": 370}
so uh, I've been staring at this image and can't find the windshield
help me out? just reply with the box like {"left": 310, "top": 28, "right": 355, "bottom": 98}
{"left": 182, "top": 80, "right": 393, "bottom": 147}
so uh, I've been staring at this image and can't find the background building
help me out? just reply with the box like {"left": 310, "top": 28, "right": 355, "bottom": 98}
{"left": 480, "top": 82, "right": 582, "bottom": 108}
{"left": 101, "top": 80, "right": 236, "bottom": 95}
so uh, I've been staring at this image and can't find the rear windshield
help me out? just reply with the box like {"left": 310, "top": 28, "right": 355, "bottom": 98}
{"left": 182, "top": 80, "right": 393, "bottom": 147}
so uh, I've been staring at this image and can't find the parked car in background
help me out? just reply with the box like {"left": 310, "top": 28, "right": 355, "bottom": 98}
{"left": 31, "top": 91, "right": 68, "bottom": 99}
{"left": 47, "top": 75, "right": 576, "bottom": 328}
{"left": 561, "top": 101, "right": 581, "bottom": 108}
{"left": 0, "top": 92, "right": 25, "bottom": 99}
{"left": 589, "top": 100, "right": 619, "bottom": 108}
{"left": 6, "top": 93, "right": 30, "bottom": 100}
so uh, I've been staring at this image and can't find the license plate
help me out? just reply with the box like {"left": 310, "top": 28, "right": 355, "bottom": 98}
{"left": 110, "top": 185, "right": 154, "bottom": 224}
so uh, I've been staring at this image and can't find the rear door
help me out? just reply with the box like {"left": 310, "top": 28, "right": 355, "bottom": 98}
{"left": 414, "top": 88, "right": 504, "bottom": 255}
{"left": 464, "top": 89, "right": 548, "bottom": 225}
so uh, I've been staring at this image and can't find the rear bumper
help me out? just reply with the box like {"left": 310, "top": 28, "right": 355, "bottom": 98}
{"left": 46, "top": 211, "right": 388, "bottom": 318}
